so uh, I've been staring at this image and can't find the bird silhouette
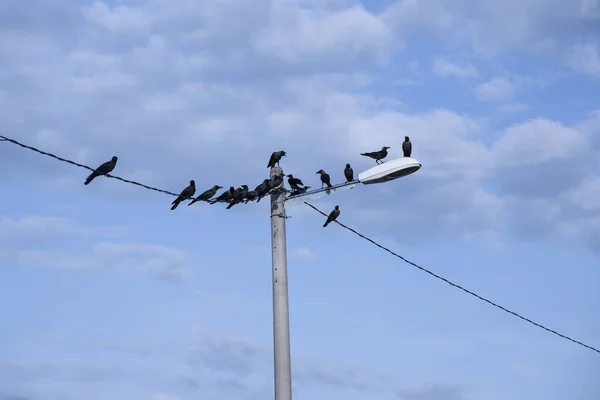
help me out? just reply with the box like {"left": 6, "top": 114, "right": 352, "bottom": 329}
{"left": 344, "top": 163, "right": 354, "bottom": 182}
{"left": 316, "top": 170, "right": 332, "bottom": 188}
{"left": 361, "top": 146, "right": 390, "bottom": 164}
{"left": 323, "top": 205, "right": 340, "bottom": 227}
{"left": 171, "top": 180, "right": 196, "bottom": 210}
{"left": 84, "top": 156, "right": 118, "bottom": 185}
{"left": 402, "top": 136, "right": 412, "bottom": 157}
{"left": 267, "top": 151, "right": 287, "bottom": 168}
{"left": 189, "top": 185, "right": 222, "bottom": 206}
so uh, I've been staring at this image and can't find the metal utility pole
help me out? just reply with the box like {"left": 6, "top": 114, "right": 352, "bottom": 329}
{"left": 269, "top": 166, "right": 292, "bottom": 400}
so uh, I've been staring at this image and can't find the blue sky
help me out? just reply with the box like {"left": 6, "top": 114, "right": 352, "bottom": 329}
{"left": 0, "top": 0, "right": 599, "bottom": 399}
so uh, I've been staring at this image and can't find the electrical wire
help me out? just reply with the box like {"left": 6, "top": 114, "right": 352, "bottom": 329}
{"left": 2, "top": 134, "right": 599, "bottom": 354}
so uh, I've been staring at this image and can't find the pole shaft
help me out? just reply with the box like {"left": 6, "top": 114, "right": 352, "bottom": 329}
{"left": 270, "top": 166, "right": 292, "bottom": 400}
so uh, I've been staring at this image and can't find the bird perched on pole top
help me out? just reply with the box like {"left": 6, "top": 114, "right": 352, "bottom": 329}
{"left": 84, "top": 156, "right": 118, "bottom": 185}
{"left": 361, "top": 146, "right": 390, "bottom": 164}
{"left": 267, "top": 150, "right": 287, "bottom": 168}
{"left": 189, "top": 185, "right": 222, "bottom": 206}
{"left": 316, "top": 170, "right": 332, "bottom": 188}
{"left": 402, "top": 136, "right": 412, "bottom": 157}
{"left": 323, "top": 205, "right": 340, "bottom": 227}
{"left": 171, "top": 180, "right": 196, "bottom": 210}
{"left": 344, "top": 163, "right": 354, "bottom": 182}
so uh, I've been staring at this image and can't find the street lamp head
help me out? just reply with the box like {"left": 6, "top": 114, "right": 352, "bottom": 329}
{"left": 358, "top": 156, "right": 421, "bottom": 185}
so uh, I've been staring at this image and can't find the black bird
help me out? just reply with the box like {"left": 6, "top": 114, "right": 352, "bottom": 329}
{"left": 344, "top": 163, "right": 354, "bottom": 182}
{"left": 189, "top": 185, "right": 222, "bottom": 206}
{"left": 171, "top": 180, "right": 196, "bottom": 210}
{"left": 267, "top": 151, "right": 287, "bottom": 168}
{"left": 244, "top": 190, "right": 258, "bottom": 203}
{"left": 84, "top": 156, "right": 118, "bottom": 185}
{"left": 323, "top": 205, "right": 340, "bottom": 227}
{"left": 255, "top": 179, "right": 271, "bottom": 203}
{"left": 286, "top": 174, "right": 304, "bottom": 193}
{"left": 361, "top": 146, "right": 390, "bottom": 164}
{"left": 268, "top": 173, "right": 284, "bottom": 191}
{"left": 210, "top": 186, "right": 235, "bottom": 204}
{"left": 316, "top": 170, "right": 332, "bottom": 188}
{"left": 296, "top": 186, "right": 311, "bottom": 194}
{"left": 402, "top": 136, "right": 412, "bottom": 157}
{"left": 227, "top": 185, "right": 249, "bottom": 209}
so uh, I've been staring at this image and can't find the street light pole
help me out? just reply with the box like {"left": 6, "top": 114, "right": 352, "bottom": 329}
{"left": 266, "top": 156, "right": 422, "bottom": 400}
{"left": 270, "top": 166, "right": 293, "bottom": 400}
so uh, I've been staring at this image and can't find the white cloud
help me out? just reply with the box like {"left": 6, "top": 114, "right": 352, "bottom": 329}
{"left": 0, "top": 215, "right": 190, "bottom": 282}
{"left": 290, "top": 247, "right": 316, "bottom": 260}
{"left": 475, "top": 77, "right": 516, "bottom": 102}
{"left": 431, "top": 59, "right": 478, "bottom": 78}
{"left": 569, "top": 43, "right": 600, "bottom": 77}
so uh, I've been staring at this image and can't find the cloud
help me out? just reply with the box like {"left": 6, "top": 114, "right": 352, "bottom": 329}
{"left": 569, "top": 43, "right": 600, "bottom": 77}
{"left": 475, "top": 77, "right": 516, "bottom": 102}
{"left": 431, "top": 59, "right": 479, "bottom": 78}
{"left": 0, "top": 363, "right": 125, "bottom": 384}
{"left": 290, "top": 247, "right": 316, "bottom": 260}
{"left": 0, "top": 215, "right": 191, "bottom": 282}
{"left": 398, "top": 383, "right": 468, "bottom": 400}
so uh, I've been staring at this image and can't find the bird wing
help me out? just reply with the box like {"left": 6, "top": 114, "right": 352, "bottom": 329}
{"left": 267, "top": 153, "right": 276, "bottom": 167}
{"left": 96, "top": 160, "right": 114, "bottom": 174}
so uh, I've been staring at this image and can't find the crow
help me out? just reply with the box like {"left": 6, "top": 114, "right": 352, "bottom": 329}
{"left": 316, "top": 169, "right": 332, "bottom": 188}
{"left": 323, "top": 205, "right": 340, "bottom": 227}
{"left": 189, "top": 185, "right": 222, "bottom": 206}
{"left": 244, "top": 190, "right": 258, "bottom": 203}
{"left": 227, "top": 185, "right": 249, "bottom": 209}
{"left": 402, "top": 136, "right": 412, "bottom": 157}
{"left": 84, "top": 156, "right": 118, "bottom": 185}
{"left": 267, "top": 151, "right": 287, "bottom": 168}
{"left": 255, "top": 179, "right": 271, "bottom": 203}
{"left": 171, "top": 180, "right": 196, "bottom": 210}
{"left": 286, "top": 174, "right": 304, "bottom": 193}
{"left": 210, "top": 186, "right": 235, "bottom": 204}
{"left": 361, "top": 146, "right": 390, "bottom": 164}
{"left": 344, "top": 163, "right": 354, "bottom": 182}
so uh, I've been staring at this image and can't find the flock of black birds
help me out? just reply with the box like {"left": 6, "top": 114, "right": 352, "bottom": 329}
{"left": 83, "top": 137, "right": 413, "bottom": 227}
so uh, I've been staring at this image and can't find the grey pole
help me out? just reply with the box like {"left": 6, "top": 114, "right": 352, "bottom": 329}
{"left": 269, "top": 166, "right": 293, "bottom": 400}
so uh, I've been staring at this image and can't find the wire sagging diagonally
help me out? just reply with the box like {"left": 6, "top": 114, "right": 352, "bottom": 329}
{"left": 1, "top": 134, "right": 599, "bottom": 355}
{"left": 303, "top": 202, "right": 600, "bottom": 355}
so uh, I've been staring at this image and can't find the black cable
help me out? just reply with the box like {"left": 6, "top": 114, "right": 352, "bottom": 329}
{"left": 304, "top": 201, "right": 600, "bottom": 354}
{"left": 0, "top": 135, "right": 181, "bottom": 197}
{"left": 2, "top": 134, "right": 598, "bottom": 354}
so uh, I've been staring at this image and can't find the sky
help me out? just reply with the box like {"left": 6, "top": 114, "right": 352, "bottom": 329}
{"left": 0, "top": 0, "right": 599, "bottom": 399}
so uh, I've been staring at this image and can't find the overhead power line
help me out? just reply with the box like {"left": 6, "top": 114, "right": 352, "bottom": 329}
{"left": 1, "top": 134, "right": 599, "bottom": 355}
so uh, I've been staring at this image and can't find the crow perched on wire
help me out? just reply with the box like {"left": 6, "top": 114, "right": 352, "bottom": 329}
{"left": 296, "top": 186, "right": 310, "bottom": 194}
{"left": 361, "top": 146, "right": 390, "bottom": 164}
{"left": 402, "top": 136, "right": 412, "bottom": 157}
{"left": 227, "top": 185, "right": 249, "bottom": 209}
{"left": 189, "top": 185, "right": 222, "bottom": 206}
{"left": 286, "top": 174, "right": 304, "bottom": 193}
{"left": 267, "top": 151, "right": 287, "bottom": 168}
{"left": 244, "top": 190, "right": 258, "bottom": 203}
{"left": 255, "top": 179, "right": 271, "bottom": 202}
{"left": 316, "top": 170, "right": 332, "bottom": 188}
{"left": 210, "top": 186, "right": 235, "bottom": 204}
{"left": 84, "top": 156, "right": 118, "bottom": 185}
{"left": 323, "top": 205, "right": 340, "bottom": 227}
{"left": 171, "top": 180, "right": 196, "bottom": 210}
{"left": 344, "top": 163, "right": 354, "bottom": 182}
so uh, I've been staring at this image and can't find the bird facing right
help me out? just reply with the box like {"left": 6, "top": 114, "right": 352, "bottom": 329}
{"left": 84, "top": 156, "right": 118, "bottom": 185}
{"left": 323, "top": 205, "right": 340, "bottom": 227}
